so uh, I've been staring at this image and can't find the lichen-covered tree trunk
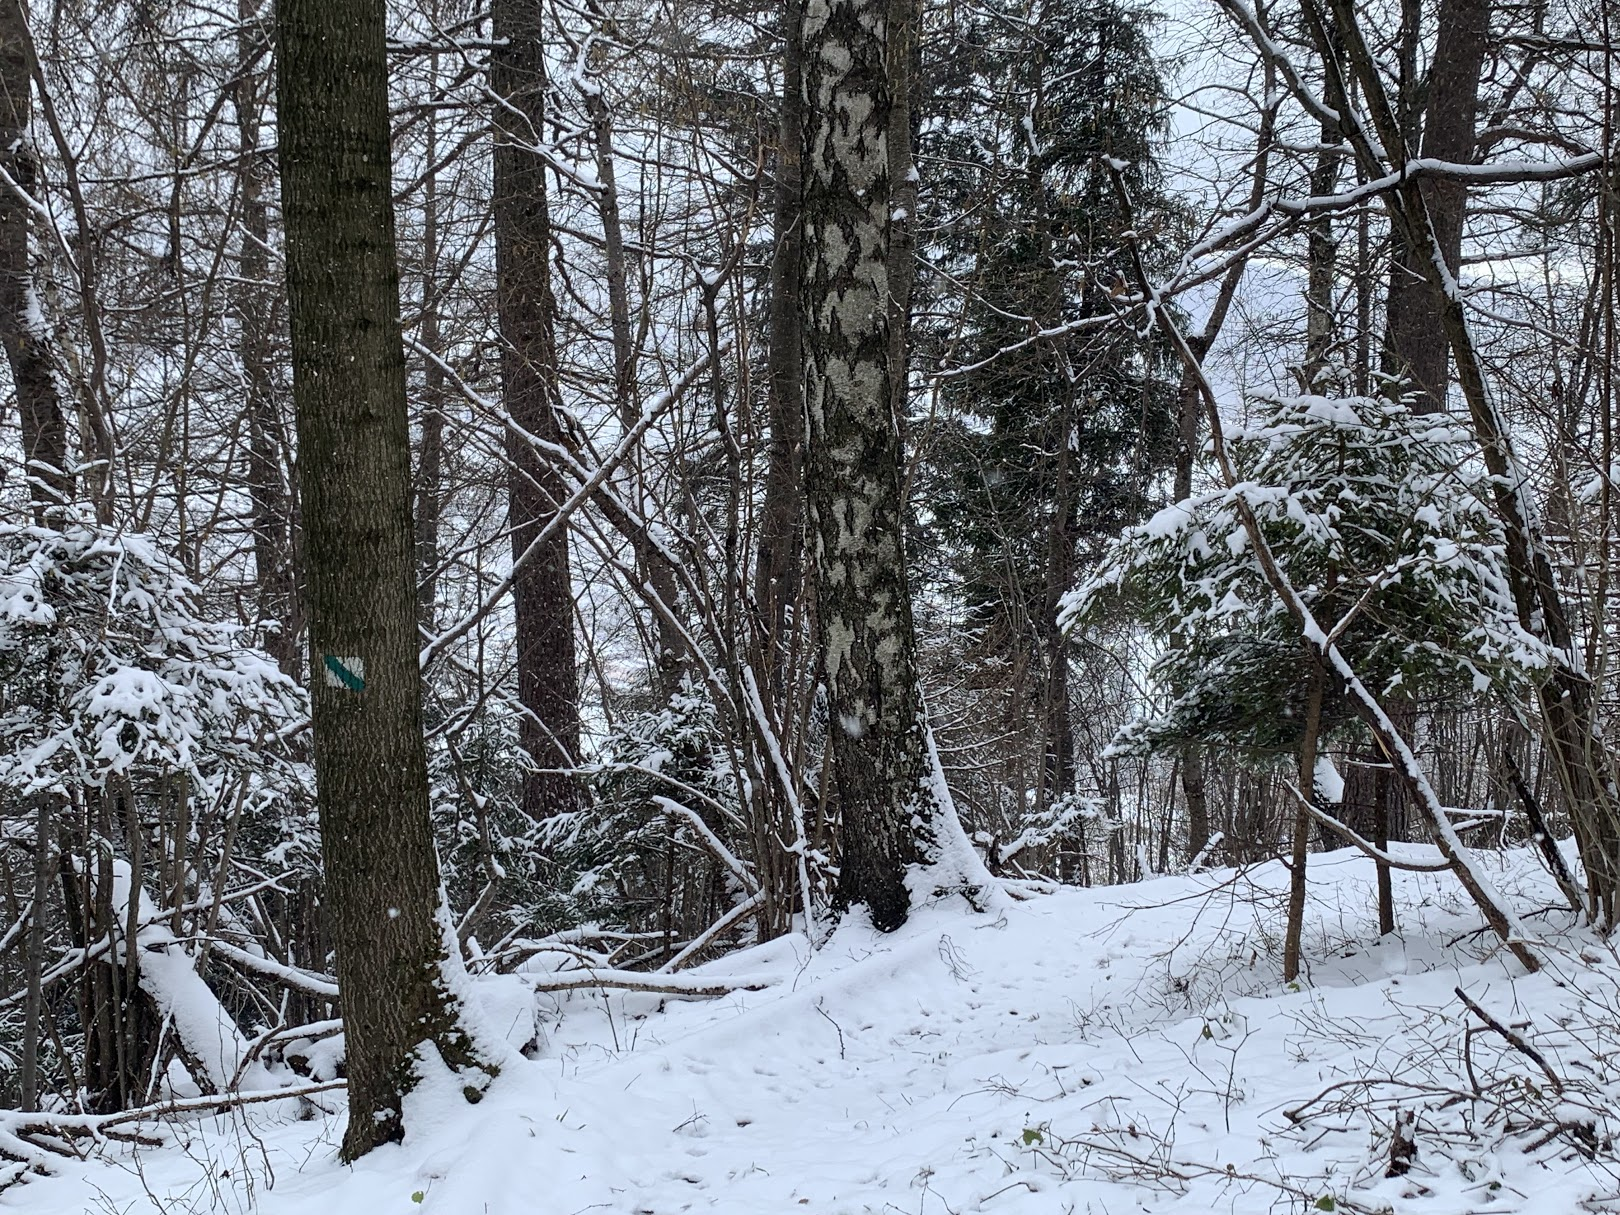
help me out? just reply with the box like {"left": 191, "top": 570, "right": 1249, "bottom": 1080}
{"left": 274, "top": 0, "right": 498, "bottom": 1161}
{"left": 803, "top": 0, "right": 965, "bottom": 931}
{"left": 0, "top": 5, "right": 71, "bottom": 521}
{"left": 492, "top": 0, "right": 582, "bottom": 823}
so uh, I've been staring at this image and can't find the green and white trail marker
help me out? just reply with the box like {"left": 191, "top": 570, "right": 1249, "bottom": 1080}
{"left": 323, "top": 655, "right": 365, "bottom": 692}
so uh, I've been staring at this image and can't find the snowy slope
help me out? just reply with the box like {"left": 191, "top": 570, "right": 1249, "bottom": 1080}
{"left": 13, "top": 845, "right": 1620, "bottom": 1215}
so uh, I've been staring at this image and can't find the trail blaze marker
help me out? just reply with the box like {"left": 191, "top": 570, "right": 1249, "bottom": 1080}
{"left": 323, "top": 655, "right": 365, "bottom": 692}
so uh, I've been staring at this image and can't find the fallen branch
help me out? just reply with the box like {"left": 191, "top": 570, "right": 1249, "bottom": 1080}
{"left": 1455, "top": 985, "right": 1563, "bottom": 1095}
{"left": 1284, "top": 784, "right": 1454, "bottom": 873}
{"left": 659, "top": 893, "right": 764, "bottom": 973}
{"left": 528, "top": 967, "right": 774, "bottom": 998}
{"left": 0, "top": 1079, "right": 344, "bottom": 1167}
{"left": 208, "top": 940, "right": 340, "bottom": 999}
{"left": 1504, "top": 751, "right": 1584, "bottom": 913}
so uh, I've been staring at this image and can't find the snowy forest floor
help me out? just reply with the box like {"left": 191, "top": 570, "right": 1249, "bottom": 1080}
{"left": 14, "top": 844, "right": 1620, "bottom": 1215}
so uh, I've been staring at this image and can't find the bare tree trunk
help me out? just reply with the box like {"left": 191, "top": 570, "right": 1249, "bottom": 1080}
{"left": 231, "top": 0, "right": 298, "bottom": 673}
{"left": 1381, "top": 0, "right": 1489, "bottom": 413}
{"left": 1284, "top": 652, "right": 1326, "bottom": 983}
{"left": 0, "top": 3, "right": 71, "bottom": 521}
{"left": 19, "top": 796, "right": 51, "bottom": 1111}
{"left": 415, "top": 37, "right": 445, "bottom": 633}
{"left": 582, "top": 76, "right": 683, "bottom": 698}
{"left": 274, "top": 0, "right": 499, "bottom": 1160}
{"left": 493, "top": 0, "right": 583, "bottom": 823}
{"left": 804, "top": 0, "right": 973, "bottom": 930}
{"left": 1301, "top": 116, "right": 1340, "bottom": 389}
{"left": 756, "top": 0, "right": 806, "bottom": 689}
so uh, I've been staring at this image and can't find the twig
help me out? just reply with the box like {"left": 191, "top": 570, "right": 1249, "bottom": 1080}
{"left": 1454, "top": 986, "right": 1563, "bottom": 1095}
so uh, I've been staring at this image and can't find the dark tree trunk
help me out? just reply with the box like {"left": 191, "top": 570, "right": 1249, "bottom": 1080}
{"left": 415, "top": 69, "right": 446, "bottom": 634}
{"left": 274, "top": 0, "right": 498, "bottom": 1161}
{"left": 493, "top": 0, "right": 583, "bottom": 822}
{"left": 756, "top": 0, "right": 806, "bottom": 688}
{"left": 1382, "top": 0, "right": 1490, "bottom": 413}
{"left": 19, "top": 796, "right": 50, "bottom": 1111}
{"left": 581, "top": 71, "right": 684, "bottom": 697}
{"left": 1284, "top": 651, "right": 1326, "bottom": 982}
{"left": 804, "top": 0, "right": 966, "bottom": 932}
{"left": 230, "top": 4, "right": 299, "bottom": 673}
{"left": 0, "top": 5, "right": 71, "bottom": 521}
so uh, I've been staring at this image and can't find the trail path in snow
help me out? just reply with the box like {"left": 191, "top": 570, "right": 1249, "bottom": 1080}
{"left": 14, "top": 847, "right": 1620, "bottom": 1215}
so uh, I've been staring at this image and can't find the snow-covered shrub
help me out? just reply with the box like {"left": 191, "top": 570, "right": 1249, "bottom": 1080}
{"left": 556, "top": 683, "right": 747, "bottom": 941}
{"left": 1061, "top": 392, "right": 1551, "bottom": 757}
{"left": 424, "top": 692, "right": 546, "bottom": 928}
{"left": 0, "top": 521, "right": 306, "bottom": 797}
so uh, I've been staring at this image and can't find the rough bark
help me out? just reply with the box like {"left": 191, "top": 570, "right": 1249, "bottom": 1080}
{"left": 0, "top": 4, "right": 71, "bottom": 521}
{"left": 1382, "top": 0, "right": 1490, "bottom": 413}
{"left": 274, "top": 0, "right": 498, "bottom": 1160}
{"left": 1301, "top": 117, "right": 1341, "bottom": 389}
{"left": 803, "top": 0, "right": 954, "bottom": 931}
{"left": 230, "top": 4, "right": 299, "bottom": 673}
{"left": 493, "top": 0, "right": 583, "bottom": 822}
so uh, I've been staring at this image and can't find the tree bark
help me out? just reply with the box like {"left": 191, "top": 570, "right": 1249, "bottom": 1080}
{"left": 493, "top": 0, "right": 583, "bottom": 823}
{"left": 1382, "top": 0, "right": 1490, "bottom": 413}
{"left": 274, "top": 0, "right": 498, "bottom": 1160}
{"left": 804, "top": 0, "right": 966, "bottom": 931}
{"left": 0, "top": 3, "right": 71, "bottom": 521}
{"left": 756, "top": 0, "right": 807, "bottom": 689}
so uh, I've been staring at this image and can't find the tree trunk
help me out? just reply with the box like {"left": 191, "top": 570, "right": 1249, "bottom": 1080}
{"left": 492, "top": 0, "right": 583, "bottom": 823}
{"left": 803, "top": 0, "right": 974, "bottom": 931}
{"left": 230, "top": 2, "right": 299, "bottom": 673}
{"left": 0, "top": 4, "right": 71, "bottom": 521}
{"left": 274, "top": 0, "right": 499, "bottom": 1160}
{"left": 756, "top": 0, "right": 806, "bottom": 690}
{"left": 1284, "top": 651, "right": 1326, "bottom": 983}
{"left": 415, "top": 43, "right": 446, "bottom": 634}
{"left": 579, "top": 60, "right": 684, "bottom": 698}
{"left": 19, "top": 796, "right": 50, "bottom": 1111}
{"left": 1382, "top": 0, "right": 1489, "bottom": 413}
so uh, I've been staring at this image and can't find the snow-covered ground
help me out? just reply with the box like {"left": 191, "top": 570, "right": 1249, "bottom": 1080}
{"left": 13, "top": 845, "right": 1620, "bottom": 1214}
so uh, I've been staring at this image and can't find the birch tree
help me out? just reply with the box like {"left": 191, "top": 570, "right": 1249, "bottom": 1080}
{"left": 802, "top": 0, "right": 982, "bottom": 930}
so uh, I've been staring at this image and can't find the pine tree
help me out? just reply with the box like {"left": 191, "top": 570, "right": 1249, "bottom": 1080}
{"left": 918, "top": 0, "right": 1179, "bottom": 822}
